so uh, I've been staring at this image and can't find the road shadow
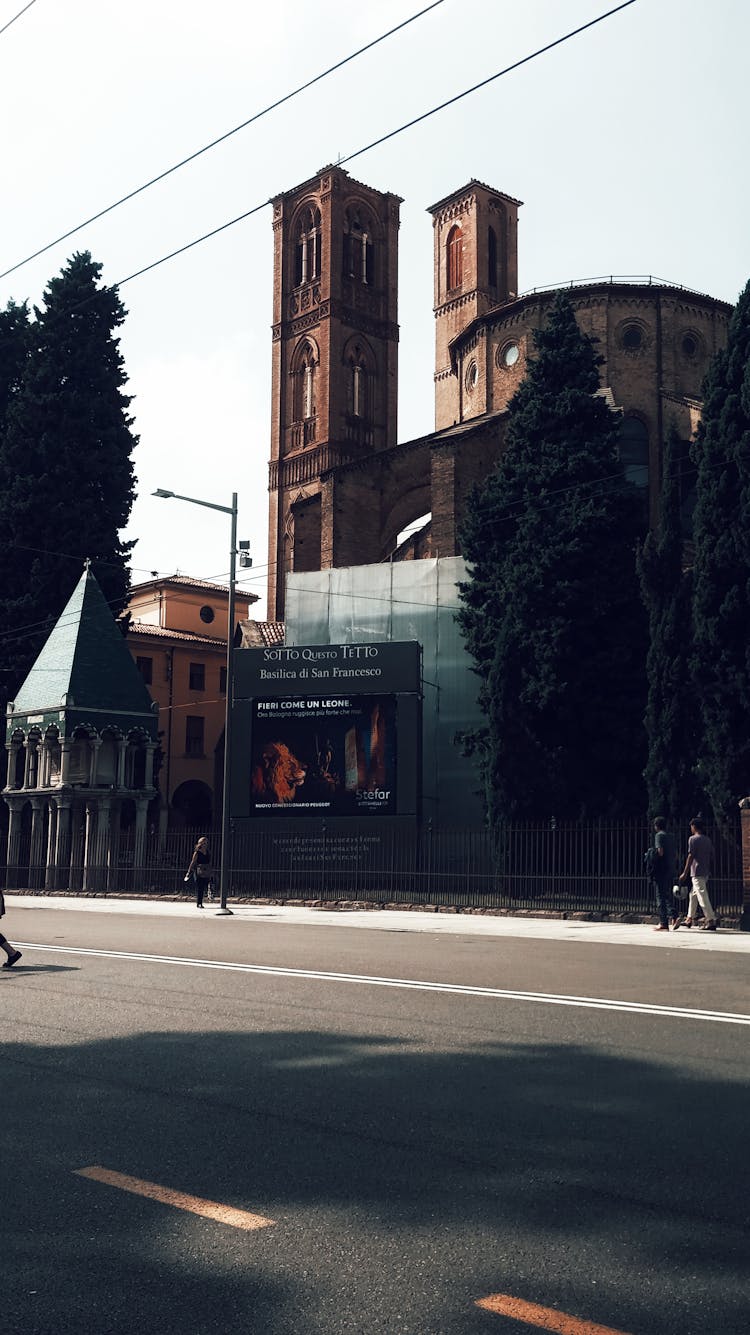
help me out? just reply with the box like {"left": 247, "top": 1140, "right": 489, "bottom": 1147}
{"left": 1, "top": 963, "right": 79, "bottom": 975}
{"left": 2, "top": 1016, "right": 748, "bottom": 1334}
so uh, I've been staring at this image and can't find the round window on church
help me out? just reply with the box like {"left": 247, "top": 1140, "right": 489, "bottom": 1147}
{"left": 465, "top": 360, "right": 478, "bottom": 391}
{"left": 621, "top": 323, "right": 645, "bottom": 352}
{"left": 681, "top": 331, "right": 701, "bottom": 360}
{"left": 199, "top": 605, "right": 215, "bottom": 624}
{"left": 499, "top": 341, "right": 520, "bottom": 368}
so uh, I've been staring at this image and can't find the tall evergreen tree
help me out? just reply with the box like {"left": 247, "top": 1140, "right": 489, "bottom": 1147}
{"left": 458, "top": 294, "right": 647, "bottom": 823}
{"left": 0, "top": 299, "right": 31, "bottom": 432}
{"left": 0, "top": 253, "right": 136, "bottom": 703}
{"left": 637, "top": 420, "right": 697, "bottom": 815}
{"left": 689, "top": 279, "right": 750, "bottom": 821}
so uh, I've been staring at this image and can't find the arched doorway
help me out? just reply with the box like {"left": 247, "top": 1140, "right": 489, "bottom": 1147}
{"left": 171, "top": 780, "right": 212, "bottom": 831}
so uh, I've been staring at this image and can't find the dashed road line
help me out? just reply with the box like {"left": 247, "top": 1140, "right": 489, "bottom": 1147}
{"left": 476, "top": 1292, "right": 631, "bottom": 1334}
{"left": 74, "top": 1166, "right": 274, "bottom": 1230}
{"left": 14, "top": 941, "right": 750, "bottom": 1025}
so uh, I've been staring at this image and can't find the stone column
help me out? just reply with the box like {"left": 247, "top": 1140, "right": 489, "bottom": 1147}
{"left": 82, "top": 802, "right": 97, "bottom": 893}
{"left": 44, "top": 799, "right": 59, "bottom": 889}
{"left": 29, "top": 797, "right": 47, "bottom": 889}
{"left": 144, "top": 742, "right": 157, "bottom": 792}
{"left": 94, "top": 798, "right": 110, "bottom": 893}
{"left": 116, "top": 738, "right": 127, "bottom": 789}
{"left": 107, "top": 800, "right": 122, "bottom": 893}
{"left": 54, "top": 797, "right": 73, "bottom": 891}
{"left": 6, "top": 739, "right": 20, "bottom": 789}
{"left": 89, "top": 737, "right": 102, "bottom": 788}
{"left": 60, "top": 738, "right": 72, "bottom": 786}
{"left": 69, "top": 803, "right": 85, "bottom": 892}
{"left": 22, "top": 738, "right": 33, "bottom": 790}
{"left": 134, "top": 797, "right": 149, "bottom": 883}
{"left": 5, "top": 799, "right": 23, "bottom": 888}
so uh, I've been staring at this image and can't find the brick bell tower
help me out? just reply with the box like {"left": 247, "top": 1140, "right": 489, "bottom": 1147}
{"left": 428, "top": 180, "right": 522, "bottom": 431}
{"left": 267, "top": 166, "right": 401, "bottom": 620}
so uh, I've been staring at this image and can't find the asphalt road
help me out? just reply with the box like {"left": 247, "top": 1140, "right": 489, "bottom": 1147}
{"left": 2, "top": 898, "right": 748, "bottom": 1335}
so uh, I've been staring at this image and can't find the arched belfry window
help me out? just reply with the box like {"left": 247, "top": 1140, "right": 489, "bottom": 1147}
{"left": 488, "top": 226, "right": 498, "bottom": 290}
{"left": 293, "top": 340, "right": 317, "bottom": 424}
{"left": 447, "top": 224, "right": 463, "bottom": 291}
{"left": 343, "top": 209, "right": 374, "bottom": 285}
{"left": 294, "top": 207, "right": 321, "bottom": 286}
{"left": 347, "top": 345, "right": 371, "bottom": 420}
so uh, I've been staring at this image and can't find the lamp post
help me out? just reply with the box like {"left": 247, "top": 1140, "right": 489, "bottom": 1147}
{"left": 153, "top": 488, "right": 237, "bottom": 915}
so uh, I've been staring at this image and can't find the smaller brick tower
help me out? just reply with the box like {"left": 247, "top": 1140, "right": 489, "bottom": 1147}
{"left": 428, "top": 181, "right": 522, "bottom": 430}
{"left": 267, "top": 166, "right": 401, "bottom": 620}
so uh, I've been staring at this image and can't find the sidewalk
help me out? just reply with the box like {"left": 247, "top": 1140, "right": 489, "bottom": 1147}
{"left": 6, "top": 893, "right": 750, "bottom": 953}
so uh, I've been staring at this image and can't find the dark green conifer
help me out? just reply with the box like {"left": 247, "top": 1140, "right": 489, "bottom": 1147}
{"left": 458, "top": 294, "right": 647, "bottom": 823}
{"left": 637, "top": 421, "right": 697, "bottom": 816}
{"left": 689, "top": 279, "right": 750, "bottom": 820}
{"left": 0, "top": 253, "right": 136, "bottom": 703}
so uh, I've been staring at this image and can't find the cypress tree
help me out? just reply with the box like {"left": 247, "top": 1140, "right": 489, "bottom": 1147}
{"left": 637, "top": 420, "right": 697, "bottom": 816}
{"left": 458, "top": 294, "right": 647, "bottom": 823}
{"left": 689, "top": 279, "right": 750, "bottom": 821}
{"left": 0, "top": 253, "right": 136, "bottom": 704}
{"left": 0, "top": 299, "right": 31, "bottom": 432}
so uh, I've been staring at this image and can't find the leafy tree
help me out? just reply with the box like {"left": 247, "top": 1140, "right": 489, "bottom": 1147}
{"left": 458, "top": 294, "right": 647, "bottom": 824}
{"left": 689, "top": 279, "right": 750, "bottom": 821}
{"left": 0, "top": 253, "right": 136, "bottom": 703}
{"left": 637, "top": 420, "right": 698, "bottom": 816}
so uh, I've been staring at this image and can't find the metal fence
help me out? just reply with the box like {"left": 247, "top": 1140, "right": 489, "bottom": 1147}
{"left": 5, "top": 817, "right": 742, "bottom": 917}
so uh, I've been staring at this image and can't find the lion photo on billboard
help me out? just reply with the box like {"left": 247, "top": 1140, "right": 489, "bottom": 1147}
{"left": 251, "top": 741, "right": 308, "bottom": 803}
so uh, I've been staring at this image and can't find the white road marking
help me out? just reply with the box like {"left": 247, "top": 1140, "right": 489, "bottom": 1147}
{"left": 12, "top": 941, "right": 750, "bottom": 1026}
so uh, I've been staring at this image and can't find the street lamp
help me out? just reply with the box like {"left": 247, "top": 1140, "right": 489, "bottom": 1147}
{"left": 153, "top": 488, "right": 237, "bottom": 916}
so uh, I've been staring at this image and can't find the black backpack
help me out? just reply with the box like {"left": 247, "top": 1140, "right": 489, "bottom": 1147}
{"left": 644, "top": 847, "right": 658, "bottom": 877}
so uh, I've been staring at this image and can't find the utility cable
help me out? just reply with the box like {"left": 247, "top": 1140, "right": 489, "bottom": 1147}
{"left": 0, "top": 0, "right": 36, "bottom": 39}
{"left": 110, "top": 1, "right": 638, "bottom": 292}
{"left": 0, "top": 1, "right": 445, "bottom": 282}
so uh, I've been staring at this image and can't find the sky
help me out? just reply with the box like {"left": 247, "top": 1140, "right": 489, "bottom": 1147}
{"left": 1, "top": 0, "right": 747, "bottom": 620}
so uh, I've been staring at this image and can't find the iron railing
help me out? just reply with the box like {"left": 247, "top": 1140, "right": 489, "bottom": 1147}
{"left": 2, "top": 818, "right": 743, "bottom": 917}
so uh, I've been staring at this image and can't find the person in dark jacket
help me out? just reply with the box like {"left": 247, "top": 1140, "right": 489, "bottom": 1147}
{"left": 185, "top": 836, "right": 211, "bottom": 908}
{"left": 0, "top": 891, "right": 22, "bottom": 967}
{"left": 651, "top": 816, "right": 679, "bottom": 931}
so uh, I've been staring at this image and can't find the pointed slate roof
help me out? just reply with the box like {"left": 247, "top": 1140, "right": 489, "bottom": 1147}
{"left": 9, "top": 564, "right": 157, "bottom": 737}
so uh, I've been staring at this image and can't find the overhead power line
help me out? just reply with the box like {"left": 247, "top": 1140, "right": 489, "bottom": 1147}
{"left": 110, "top": 0, "right": 638, "bottom": 292}
{"left": 0, "top": 0, "right": 446, "bottom": 283}
{"left": 0, "top": 0, "right": 37, "bottom": 39}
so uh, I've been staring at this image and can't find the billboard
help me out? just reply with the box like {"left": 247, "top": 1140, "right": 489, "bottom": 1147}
{"left": 234, "top": 640, "right": 421, "bottom": 699}
{"left": 250, "top": 694, "right": 397, "bottom": 817}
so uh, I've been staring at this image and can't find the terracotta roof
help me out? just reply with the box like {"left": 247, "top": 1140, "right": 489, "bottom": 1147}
{"left": 238, "top": 620, "right": 285, "bottom": 648}
{"left": 129, "top": 574, "right": 258, "bottom": 601}
{"left": 127, "top": 622, "right": 226, "bottom": 649}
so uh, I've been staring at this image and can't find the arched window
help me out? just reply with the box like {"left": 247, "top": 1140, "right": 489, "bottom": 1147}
{"left": 447, "top": 224, "right": 463, "bottom": 291}
{"left": 619, "top": 416, "right": 650, "bottom": 490}
{"left": 343, "top": 209, "right": 374, "bottom": 285}
{"left": 293, "top": 207, "right": 321, "bottom": 286}
{"left": 488, "top": 226, "right": 498, "bottom": 289}
{"left": 347, "top": 346, "right": 370, "bottom": 420}
{"left": 293, "top": 341, "right": 317, "bottom": 423}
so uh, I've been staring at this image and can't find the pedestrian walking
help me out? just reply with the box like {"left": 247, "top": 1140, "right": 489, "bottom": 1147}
{"left": 649, "top": 816, "right": 679, "bottom": 931}
{"left": 0, "top": 891, "right": 22, "bottom": 968}
{"left": 674, "top": 816, "right": 717, "bottom": 930}
{"left": 184, "top": 836, "right": 212, "bottom": 909}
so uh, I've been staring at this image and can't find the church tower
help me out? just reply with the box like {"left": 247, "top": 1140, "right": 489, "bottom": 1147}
{"left": 267, "top": 166, "right": 401, "bottom": 620}
{"left": 428, "top": 181, "right": 522, "bottom": 430}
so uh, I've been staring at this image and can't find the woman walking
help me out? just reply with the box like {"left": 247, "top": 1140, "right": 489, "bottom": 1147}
{"left": 184, "top": 836, "right": 212, "bottom": 909}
